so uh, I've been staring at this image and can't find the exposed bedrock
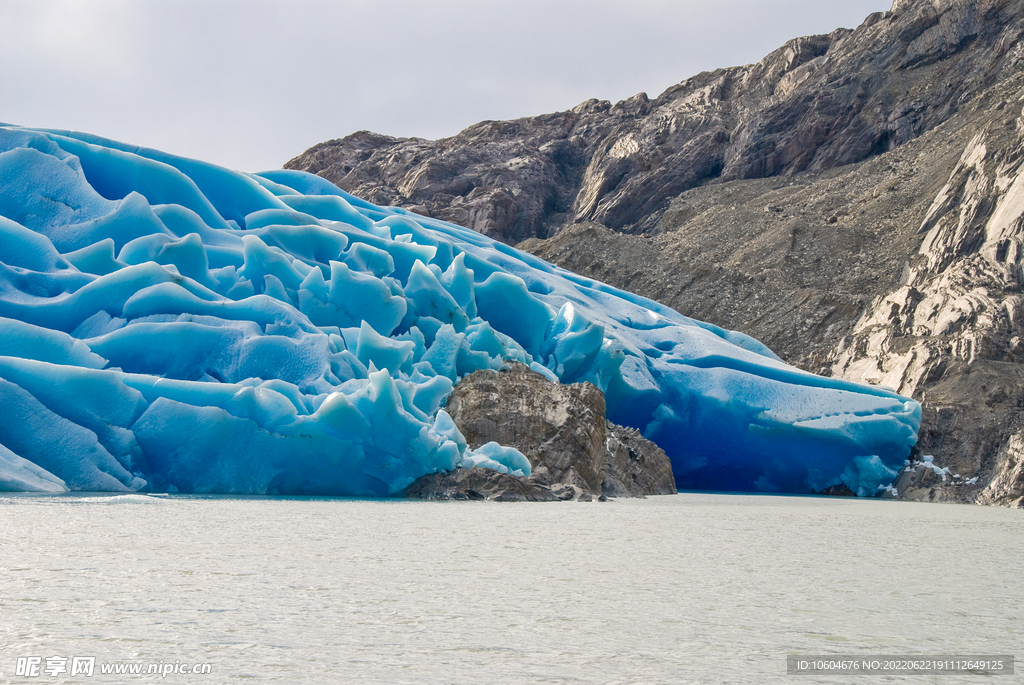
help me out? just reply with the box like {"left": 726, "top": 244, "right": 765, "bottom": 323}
{"left": 404, "top": 363, "right": 677, "bottom": 501}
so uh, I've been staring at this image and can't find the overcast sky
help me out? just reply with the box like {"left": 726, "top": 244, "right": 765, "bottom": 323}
{"left": 1, "top": 0, "right": 891, "bottom": 172}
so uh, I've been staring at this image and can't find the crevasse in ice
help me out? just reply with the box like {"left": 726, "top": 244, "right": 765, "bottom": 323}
{"left": 0, "top": 125, "right": 920, "bottom": 497}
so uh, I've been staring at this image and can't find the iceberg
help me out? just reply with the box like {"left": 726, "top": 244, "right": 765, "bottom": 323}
{"left": 0, "top": 124, "right": 920, "bottom": 496}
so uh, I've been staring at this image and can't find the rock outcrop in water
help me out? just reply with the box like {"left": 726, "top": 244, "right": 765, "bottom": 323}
{"left": 405, "top": 363, "right": 676, "bottom": 501}
{"left": 290, "top": 0, "right": 1024, "bottom": 506}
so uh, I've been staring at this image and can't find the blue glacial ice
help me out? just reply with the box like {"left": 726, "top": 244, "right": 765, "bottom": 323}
{"left": 0, "top": 125, "right": 920, "bottom": 497}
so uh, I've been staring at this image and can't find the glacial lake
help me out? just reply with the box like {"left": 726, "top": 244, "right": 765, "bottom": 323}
{"left": 1, "top": 493, "right": 1020, "bottom": 684}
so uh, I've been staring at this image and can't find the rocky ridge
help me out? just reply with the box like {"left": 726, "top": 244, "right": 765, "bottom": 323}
{"left": 405, "top": 363, "right": 676, "bottom": 502}
{"left": 292, "top": 0, "right": 1024, "bottom": 506}
{"left": 287, "top": 0, "right": 1024, "bottom": 246}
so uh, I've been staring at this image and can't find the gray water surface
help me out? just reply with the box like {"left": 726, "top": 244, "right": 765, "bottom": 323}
{"left": 1, "top": 493, "right": 1020, "bottom": 683}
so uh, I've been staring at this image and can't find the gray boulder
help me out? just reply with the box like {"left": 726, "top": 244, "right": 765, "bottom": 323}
{"left": 404, "top": 363, "right": 676, "bottom": 501}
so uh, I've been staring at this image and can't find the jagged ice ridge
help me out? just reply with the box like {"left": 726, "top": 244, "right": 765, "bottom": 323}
{"left": 0, "top": 125, "right": 920, "bottom": 496}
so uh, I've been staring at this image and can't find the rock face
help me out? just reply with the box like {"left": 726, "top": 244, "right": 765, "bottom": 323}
{"left": 522, "top": 64, "right": 1024, "bottom": 507}
{"left": 404, "top": 363, "right": 676, "bottom": 501}
{"left": 832, "top": 92, "right": 1024, "bottom": 508}
{"left": 286, "top": 0, "right": 1023, "bottom": 246}
{"left": 523, "top": 72, "right": 1024, "bottom": 508}
{"left": 295, "top": 0, "right": 1024, "bottom": 507}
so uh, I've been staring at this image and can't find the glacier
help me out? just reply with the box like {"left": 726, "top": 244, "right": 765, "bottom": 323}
{"left": 0, "top": 124, "right": 920, "bottom": 497}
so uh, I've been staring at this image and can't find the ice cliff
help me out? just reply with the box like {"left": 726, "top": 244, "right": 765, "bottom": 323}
{"left": 0, "top": 125, "right": 920, "bottom": 496}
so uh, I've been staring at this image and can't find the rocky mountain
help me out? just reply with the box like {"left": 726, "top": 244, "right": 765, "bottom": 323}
{"left": 288, "top": 0, "right": 1024, "bottom": 507}
{"left": 287, "top": 0, "right": 1022, "bottom": 245}
{"left": 524, "top": 78, "right": 1024, "bottom": 508}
